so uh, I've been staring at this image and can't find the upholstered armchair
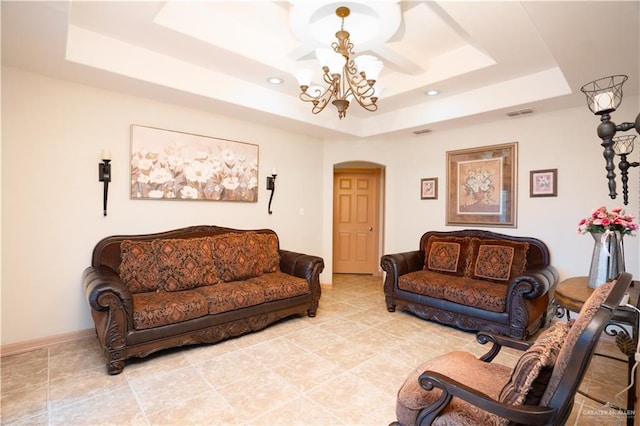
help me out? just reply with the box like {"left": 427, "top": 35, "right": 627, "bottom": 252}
{"left": 392, "top": 272, "right": 633, "bottom": 426}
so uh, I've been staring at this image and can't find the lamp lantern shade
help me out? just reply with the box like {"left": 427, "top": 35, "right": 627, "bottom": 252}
{"left": 580, "top": 75, "right": 628, "bottom": 115}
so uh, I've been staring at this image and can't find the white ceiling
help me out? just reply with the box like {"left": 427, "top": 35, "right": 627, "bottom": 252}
{"left": 2, "top": 1, "right": 639, "bottom": 139}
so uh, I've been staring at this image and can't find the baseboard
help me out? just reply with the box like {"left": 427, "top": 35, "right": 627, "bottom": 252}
{"left": 320, "top": 282, "right": 333, "bottom": 289}
{"left": 0, "top": 328, "right": 96, "bottom": 357}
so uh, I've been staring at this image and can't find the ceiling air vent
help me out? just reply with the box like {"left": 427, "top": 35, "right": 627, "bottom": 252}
{"left": 506, "top": 108, "right": 534, "bottom": 117}
{"left": 413, "top": 128, "right": 433, "bottom": 135}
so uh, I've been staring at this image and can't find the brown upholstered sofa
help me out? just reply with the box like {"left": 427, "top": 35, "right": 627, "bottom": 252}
{"left": 83, "top": 225, "right": 324, "bottom": 374}
{"left": 380, "top": 230, "right": 558, "bottom": 339}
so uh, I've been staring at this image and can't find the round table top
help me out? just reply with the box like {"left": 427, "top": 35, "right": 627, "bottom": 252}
{"left": 555, "top": 276, "right": 637, "bottom": 313}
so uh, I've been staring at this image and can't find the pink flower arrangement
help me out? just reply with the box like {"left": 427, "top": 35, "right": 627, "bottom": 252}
{"left": 577, "top": 206, "right": 638, "bottom": 235}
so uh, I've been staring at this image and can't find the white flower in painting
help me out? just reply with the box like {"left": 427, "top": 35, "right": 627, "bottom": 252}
{"left": 148, "top": 190, "right": 164, "bottom": 198}
{"left": 195, "top": 151, "right": 209, "bottom": 160}
{"left": 137, "top": 173, "right": 150, "bottom": 184}
{"left": 148, "top": 167, "right": 173, "bottom": 184}
{"left": 166, "top": 155, "right": 185, "bottom": 173}
{"left": 180, "top": 186, "right": 199, "bottom": 199}
{"left": 222, "top": 176, "right": 240, "bottom": 190}
{"left": 137, "top": 158, "right": 155, "bottom": 171}
{"left": 184, "top": 160, "right": 214, "bottom": 183}
{"left": 246, "top": 176, "right": 258, "bottom": 190}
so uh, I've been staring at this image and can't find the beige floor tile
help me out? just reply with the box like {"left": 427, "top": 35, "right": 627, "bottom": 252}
{"left": 0, "top": 357, "right": 48, "bottom": 394}
{"left": 218, "top": 369, "right": 302, "bottom": 422}
{"left": 182, "top": 338, "right": 241, "bottom": 365}
{"left": 269, "top": 352, "right": 343, "bottom": 392}
{"left": 242, "top": 337, "right": 311, "bottom": 366}
{"left": 249, "top": 395, "right": 344, "bottom": 425}
{"left": 49, "top": 366, "right": 129, "bottom": 411}
{"left": 282, "top": 325, "right": 346, "bottom": 353}
{"left": 49, "top": 388, "right": 147, "bottom": 426}
{"left": 0, "top": 384, "right": 48, "bottom": 424}
{"left": 123, "top": 348, "right": 190, "bottom": 381}
{"left": 128, "top": 365, "right": 213, "bottom": 416}
{"left": 146, "top": 389, "right": 241, "bottom": 425}
{"left": 194, "top": 349, "right": 268, "bottom": 389}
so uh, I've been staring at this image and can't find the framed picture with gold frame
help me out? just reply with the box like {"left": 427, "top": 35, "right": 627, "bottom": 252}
{"left": 446, "top": 142, "right": 517, "bottom": 227}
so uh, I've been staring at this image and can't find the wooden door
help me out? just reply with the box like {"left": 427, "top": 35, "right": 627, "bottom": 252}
{"left": 333, "top": 168, "right": 380, "bottom": 274}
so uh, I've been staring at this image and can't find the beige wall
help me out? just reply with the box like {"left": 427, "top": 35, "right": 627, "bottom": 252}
{"left": 322, "top": 99, "right": 640, "bottom": 282}
{"left": 2, "top": 65, "right": 639, "bottom": 347}
{"left": 1, "top": 67, "right": 324, "bottom": 345}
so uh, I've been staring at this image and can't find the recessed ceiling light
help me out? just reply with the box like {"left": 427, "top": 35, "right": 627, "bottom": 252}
{"left": 425, "top": 89, "right": 439, "bottom": 96}
{"left": 267, "top": 77, "right": 284, "bottom": 85}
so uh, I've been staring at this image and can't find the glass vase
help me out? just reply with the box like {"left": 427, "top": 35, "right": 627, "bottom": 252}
{"left": 587, "top": 230, "right": 625, "bottom": 289}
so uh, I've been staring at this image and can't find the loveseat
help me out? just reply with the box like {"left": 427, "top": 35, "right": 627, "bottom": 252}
{"left": 380, "top": 230, "right": 558, "bottom": 339}
{"left": 82, "top": 225, "right": 324, "bottom": 374}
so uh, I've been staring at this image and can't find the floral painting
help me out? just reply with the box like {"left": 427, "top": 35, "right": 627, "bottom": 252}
{"left": 446, "top": 143, "right": 517, "bottom": 227}
{"left": 530, "top": 169, "right": 557, "bottom": 197}
{"left": 130, "top": 125, "right": 258, "bottom": 202}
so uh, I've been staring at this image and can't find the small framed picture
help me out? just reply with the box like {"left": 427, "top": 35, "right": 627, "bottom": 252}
{"left": 421, "top": 177, "right": 438, "bottom": 200}
{"left": 530, "top": 169, "right": 557, "bottom": 197}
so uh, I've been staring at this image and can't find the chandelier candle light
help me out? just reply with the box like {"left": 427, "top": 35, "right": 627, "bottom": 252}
{"left": 294, "top": 7, "right": 383, "bottom": 119}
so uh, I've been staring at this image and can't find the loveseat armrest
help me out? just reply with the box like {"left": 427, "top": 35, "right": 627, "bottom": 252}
{"left": 505, "top": 265, "right": 559, "bottom": 338}
{"left": 381, "top": 250, "right": 424, "bottom": 312}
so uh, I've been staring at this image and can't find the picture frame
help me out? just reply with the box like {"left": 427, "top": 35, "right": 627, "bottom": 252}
{"left": 530, "top": 168, "right": 557, "bottom": 197}
{"left": 420, "top": 178, "right": 438, "bottom": 199}
{"left": 446, "top": 142, "right": 517, "bottom": 227}
{"left": 130, "top": 125, "right": 259, "bottom": 202}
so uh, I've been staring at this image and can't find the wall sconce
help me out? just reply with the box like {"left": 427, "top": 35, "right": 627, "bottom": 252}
{"left": 266, "top": 168, "right": 277, "bottom": 214}
{"left": 580, "top": 75, "right": 640, "bottom": 202}
{"left": 613, "top": 135, "right": 639, "bottom": 205}
{"left": 98, "top": 149, "right": 111, "bottom": 216}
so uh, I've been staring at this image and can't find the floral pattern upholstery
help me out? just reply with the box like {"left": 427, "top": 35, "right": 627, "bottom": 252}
{"left": 255, "top": 233, "right": 280, "bottom": 273}
{"left": 246, "top": 272, "right": 309, "bottom": 302}
{"left": 443, "top": 277, "right": 508, "bottom": 313}
{"left": 467, "top": 238, "right": 529, "bottom": 282}
{"left": 424, "top": 236, "right": 471, "bottom": 276}
{"left": 131, "top": 289, "right": 208, "bottom": 330}
{"left": 499, "top": 322, "right": 569, "bottom": 407}
{"left": 398, "top": 270, "right": 449, "bottom": 299}
{"left": 153, "top": 237, "right": 219, "bottom": 291}
{"left": 196, "top": 281, "right": 267, "bottom": 315}
{"left": 119, "top": 240, "right": 160, "bottom": 293}
{"left": 209, "top": 233, "right": 264, "bottom": 281}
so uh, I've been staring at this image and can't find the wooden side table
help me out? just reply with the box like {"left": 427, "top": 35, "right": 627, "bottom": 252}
{"left": 554, "top": 276, "right": 638, "bottom": 426}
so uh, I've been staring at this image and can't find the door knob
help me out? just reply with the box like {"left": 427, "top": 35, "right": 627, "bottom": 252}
{"left": 369, "top": 227, "right": 373, "bottom": 231}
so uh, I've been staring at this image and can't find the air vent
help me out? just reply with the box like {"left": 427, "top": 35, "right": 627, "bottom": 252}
{"left": 413, "top": 128, "right": 433, "bottom": 135}
{"left": 506, "top": 108, "right": 534, "bottom": 117}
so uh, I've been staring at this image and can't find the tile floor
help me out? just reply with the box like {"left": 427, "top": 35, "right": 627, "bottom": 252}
{"left": 1, "top": 274, "right": 633, "bottom": 425}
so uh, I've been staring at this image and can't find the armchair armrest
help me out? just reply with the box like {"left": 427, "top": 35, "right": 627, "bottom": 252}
{"left": 475, "top": 331, "right": 531, "bottom": 362}
{"left": 278, "top": 250, "right": 324, "bottom": 317}
{"left": 417, "top": 371, "right": 556, "bottom": 426}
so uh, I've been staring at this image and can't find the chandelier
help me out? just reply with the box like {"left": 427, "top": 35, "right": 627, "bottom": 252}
{"left": 294, "top": 6, "right": 383, "bottom": 120}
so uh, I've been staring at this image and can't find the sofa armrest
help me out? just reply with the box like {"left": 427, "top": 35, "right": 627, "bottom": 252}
{"left": 278, "top": 250, "right": 324, "bottom": 317}
{"left": 83, "top": 266, "right": 133, "bottom": 314}
{"left": 380, "top": 250, "right": 424, "bottom": 278}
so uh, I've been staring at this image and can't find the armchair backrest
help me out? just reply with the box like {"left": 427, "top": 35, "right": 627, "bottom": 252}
{"left": 540, "top": 272, "right": 633, "bottom": 424}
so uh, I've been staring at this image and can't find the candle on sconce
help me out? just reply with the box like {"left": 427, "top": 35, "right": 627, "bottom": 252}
{"left": 593, "top": 91, "right": 615, "bottom": 113}
{"left": 271, "top": 168, "right": 277, "bottom": 176}
{"left": 101, "top": 149, "right": 112, "bottom": 161}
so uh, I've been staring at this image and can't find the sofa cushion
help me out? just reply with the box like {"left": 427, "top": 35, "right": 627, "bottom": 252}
{"left": 153, "top": 237, "right": 219, "bottom": 292}
{"left": 255, "top": 233, "right": 281, "bottom": 273}
{"left": 443, "top": 277, "right": 508, "bottom": 313}
{"left": 499, "top": 321, "right": 569, "bottom": 406}
{"left": 119, "top": 240, "right": 160, "bottom": 293}
{"left": 131, "top": 290, "right": 208, "bottom": 330}
{"left": 467, "top": 238, "right": 529, "bottom": 282}
{"left": 209, "top": 233, "right": 263, "bottom": 281}
{"left": 398, "top": 270, "right": 450, "bottom": 300}
{"left": 246, "top": 272, "right": 309, "bottom": 302}
{"left": 424, "top": 236, "right": 471, "bottom": 276}
{"left": 396, "top": 351, "right": 511, "bottom": 426}
{"left": 196, "top": 281, "right": 267, "bottom": 315}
